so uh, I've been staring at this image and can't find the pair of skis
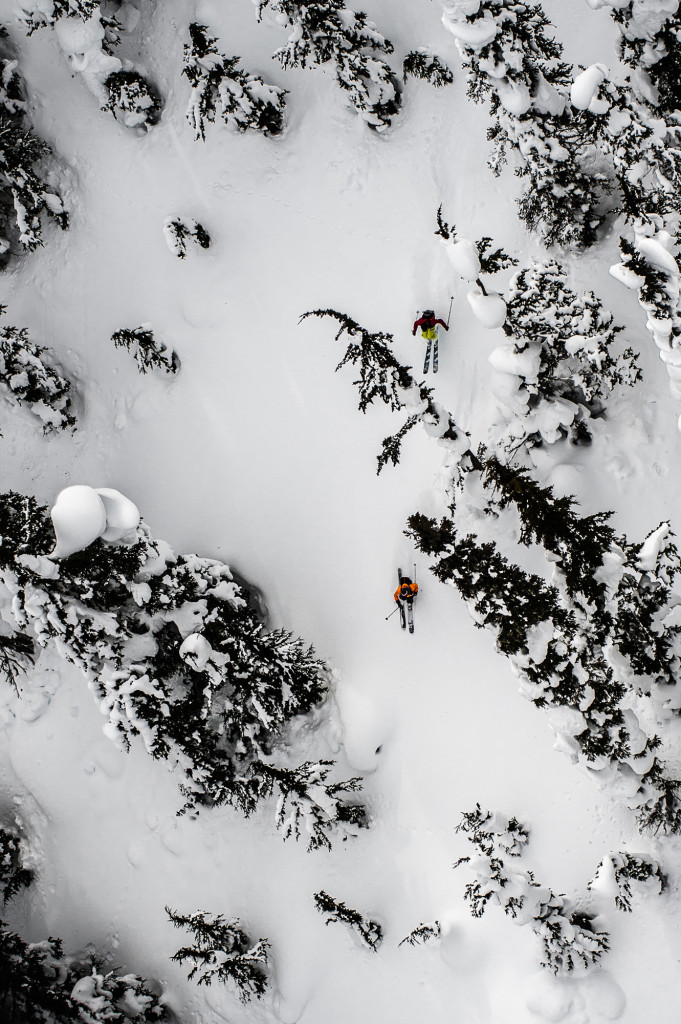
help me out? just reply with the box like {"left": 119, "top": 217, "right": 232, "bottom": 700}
{"left": 423, "top": 335, "right": 438, "bottom": 374}
{"left": 397, "top": 567, "right": 415, "bottom": 633}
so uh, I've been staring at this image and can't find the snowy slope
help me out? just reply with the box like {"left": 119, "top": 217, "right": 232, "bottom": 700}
{"left": 1, "top": 1, "right": 681, "bottom": 1022}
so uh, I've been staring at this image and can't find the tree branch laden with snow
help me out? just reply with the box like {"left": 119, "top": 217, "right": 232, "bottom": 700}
{"left": 254, "top": 0, "right": 401, "bottom": 131}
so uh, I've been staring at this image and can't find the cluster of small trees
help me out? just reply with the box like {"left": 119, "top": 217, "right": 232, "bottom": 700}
{"left": 0, "top": 821, "right": 166, "bottom": 1023}
{"left": 455, "top": 806, "right": 605, "bottom": 973}
{"left": 254, "top": 0, "right": 402, "bottom": 132}
{"left": 436, "top": 212, "right": 641, "bottom": 451}
{"left": 439, "top": 0, "right": 681, "bottom": 413}
{"left": 184, "top": 22, "right": 287, "bottom": 139}
{"left": 441, "top": 0, "right": 610, "bottom": 249}
{"left": 0, "top": 490, "right": 365, "bottom": 850}
{"left": 455, "top": 805, "right": 664, "bottom": 971}
{"left": 20, "top": 0, "right": 161, "bottom": 129}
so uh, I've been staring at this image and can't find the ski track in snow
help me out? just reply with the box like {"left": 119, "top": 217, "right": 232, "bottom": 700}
{"left": 1, "top": 0, "right": 681, "bottom": 1022}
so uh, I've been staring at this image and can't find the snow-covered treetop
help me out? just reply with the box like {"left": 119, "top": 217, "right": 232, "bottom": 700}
{"left": 441, "top": 0, "right": 569, "bottom": 115}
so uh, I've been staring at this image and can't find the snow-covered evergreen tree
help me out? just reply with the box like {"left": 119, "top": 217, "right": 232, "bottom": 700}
{"left": 19, "top": 2, "right": 161, "bottom": 130}
{"left": 492, "top": 259, "right": 641, "bottom": 449}
{"left": 0, "top": 308, "right": 76, "bottom": 431}
{"left": 588, "top": 851, "right": 666, "bottom": 913}
{"left": 162, "top": 216, "right": 211, "bottom": 259}
{"left": 440, "top": 0, "right": 611, "bottom": 248}
{"left": 103, "top": 70, "right": 161, "bottom": 128}
{"left": 166, "top": 909, "right": 269, "bottom": 999}
{"left": 455, "top": 805, "right": 610, "bottom": 973}
{"left": 111, "top": 325, "right": 178, "bottom": 375}
{"left": 313, "top": 890, "right": 383, "bottom": 951}
{"left": 567, "top": 5, "right": 681, "bottom": 411}
{"left": 0, "top": 489, "right": 365, "bottom": 845}
{"left": 255, "top": 0, "right": 401, "bottom": 131}
{"left": 0, "top": 27, "right": 67, "bottom": 260}
{"left": 19, "top": 0, "right": 101, "bottom": 31}
{"left": 183, "top": 22, "right": 287, "bottom": 139}
{"left": 402, "top": 49, "right": 453, "bottom": 87}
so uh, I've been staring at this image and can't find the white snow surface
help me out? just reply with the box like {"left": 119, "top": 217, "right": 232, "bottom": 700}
{"left": 1, "top": 2, "right": 681, "bottom": 1023}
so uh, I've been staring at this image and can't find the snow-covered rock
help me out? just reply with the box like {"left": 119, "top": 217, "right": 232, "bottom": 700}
{"left": 49, "top": 486, "right": 108, "bottom": 560}
{"left": 467, "top": 287, "right": 507, "bottom": 329}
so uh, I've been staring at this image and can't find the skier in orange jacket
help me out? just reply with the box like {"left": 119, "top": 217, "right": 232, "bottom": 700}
{"left": 394, "top": 576, "right": 419, "bottom": 605}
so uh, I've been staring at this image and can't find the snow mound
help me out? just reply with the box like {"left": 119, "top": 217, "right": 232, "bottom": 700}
{"left": 571, "top": 64, "right": 609, "bottom": 113}
{"left": 49, "top": 485, "right": 140, "bottom": 558}
{"left": 97, "top": 487, "right": 141, "bottom": 543}
{"left": 50, "top": 486, "right": 108, "bottom": 559}
{"left": 446, "top": 238, "right": 481, "bottom": 280}
{"left": 467, "top": 287, "right": 507, "bottom": 329}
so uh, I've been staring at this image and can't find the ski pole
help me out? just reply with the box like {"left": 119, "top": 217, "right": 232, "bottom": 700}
{"left": 385, "top": 606, "right": 400, "bottom": 621}
{"left": 446, "top": 295, "right": 454, "bottom": 329}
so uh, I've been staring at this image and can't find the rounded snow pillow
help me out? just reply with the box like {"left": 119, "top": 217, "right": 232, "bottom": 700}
{"left": 50, "top": 485, "right": 107, "bottom": 559}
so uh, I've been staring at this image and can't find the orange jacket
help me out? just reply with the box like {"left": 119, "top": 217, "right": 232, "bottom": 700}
{"left": 394, "top": 581, "right": 419, "bottom": 602}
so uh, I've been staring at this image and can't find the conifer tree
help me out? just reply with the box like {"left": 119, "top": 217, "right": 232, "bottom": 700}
{"left": 403, "top": 50, "right": 453, "bottom": 87}
{"left": 406, "top": 453, "right": 681, "bottom": 827}
{"left": 184, "top": 22, "right": 287, "bottom": 139}
{"left": 255, "top": 0, "right": 401, "bottom": 131}
{"left": 496, "top": 260, "right": 640, "bottom": 449}
{"left": 111, "top": 325, "right": 179, "bottom": 375}
{"left": 0, "top": 489, "right": 365, "bottom": 844}
{"left": 0, "top": 307, "right": 76, "bottom": 431}
{"left": 313, "top": 890, "right": 383, "bottom": 951}
{"left": 103, "top": 71, "right": 161, "bottom": 128}
{"left": 166, "top": 909, "right": 269, "bottom": 999}
{"left": 440, "top": 0, "right": 611, "bottom": 248}
{"left": 588, "top": 851, "right": 665, "bottom": 913}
